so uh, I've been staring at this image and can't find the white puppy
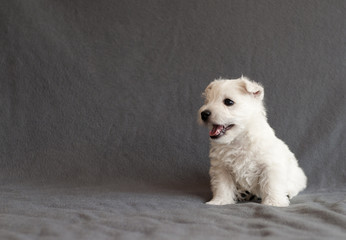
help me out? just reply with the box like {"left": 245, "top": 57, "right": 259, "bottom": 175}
{"left": 198, "top": 77, "right": 307, "bottom": 207}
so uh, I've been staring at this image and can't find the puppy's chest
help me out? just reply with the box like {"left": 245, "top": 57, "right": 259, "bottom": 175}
{"left": 210, "top": 145, "right": 261, "bottom": 189}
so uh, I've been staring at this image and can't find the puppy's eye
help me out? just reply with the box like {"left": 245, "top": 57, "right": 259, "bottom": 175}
{"left": 224, "top": 98, "right": 234, "bottom": 106}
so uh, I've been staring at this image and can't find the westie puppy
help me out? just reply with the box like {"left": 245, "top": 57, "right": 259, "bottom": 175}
{"left": 198, "top": 76, "right": 307, "bottom": 207}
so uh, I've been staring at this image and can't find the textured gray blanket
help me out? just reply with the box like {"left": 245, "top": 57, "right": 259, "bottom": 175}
{"left": 1, "top": 1, "right": 346, "bottom": 239}
{"left": 1, "top": 185, "right": 346, "bottom": 240}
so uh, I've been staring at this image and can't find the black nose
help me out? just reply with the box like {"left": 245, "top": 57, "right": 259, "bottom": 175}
{"left": 201, "top": 110, "right": 211, "bottom": 122}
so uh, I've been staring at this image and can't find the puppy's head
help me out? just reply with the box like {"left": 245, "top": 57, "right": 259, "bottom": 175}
{"left": 198, "top": 76, "right": 266, "bottom": 143}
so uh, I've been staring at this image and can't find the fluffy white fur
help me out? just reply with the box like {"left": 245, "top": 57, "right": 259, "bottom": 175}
{"left": 198, "top": 77, "right": 307, "bottom": 207}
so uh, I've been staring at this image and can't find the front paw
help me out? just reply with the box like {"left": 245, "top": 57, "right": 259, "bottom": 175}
{"left": 262, "top": 197, "right": 290, "bottom": 207}
{"left": 206, "top": 198, "right": 235, "bottom": 205}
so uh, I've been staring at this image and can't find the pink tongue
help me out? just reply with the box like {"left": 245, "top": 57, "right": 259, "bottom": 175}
{"left": 209, "top": 125, "right": 224, "bottom": 137}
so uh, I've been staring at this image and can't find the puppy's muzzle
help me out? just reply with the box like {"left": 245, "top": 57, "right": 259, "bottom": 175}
{"left": 201, "top": 110, "right": 211, "bottom": 122}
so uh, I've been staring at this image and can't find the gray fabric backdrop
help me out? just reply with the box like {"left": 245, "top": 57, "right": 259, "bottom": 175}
{"left": 1, "top": 0, "right": 345, "bottom": 191}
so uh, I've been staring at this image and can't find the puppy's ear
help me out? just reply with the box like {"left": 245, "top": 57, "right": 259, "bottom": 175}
{"left": 202, "top": 80, "right": 217, "bottom": 98}
{"left": 240, "top": 76, "right": 264, "bottom": 100}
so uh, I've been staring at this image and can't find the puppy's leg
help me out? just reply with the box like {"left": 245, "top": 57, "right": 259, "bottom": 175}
{"left": 287, "top": 165, "right": 307, "bottom": 198}
{"left": 207, "top": 166, "right": 236, "bottom": 205}
{"left": 260, "top": 166, "right": 290, "bottom": 207}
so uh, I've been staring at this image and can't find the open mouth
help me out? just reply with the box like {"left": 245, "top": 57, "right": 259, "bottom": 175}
{"left": 209, "top": 124, "right": 235, "bottom": 139}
